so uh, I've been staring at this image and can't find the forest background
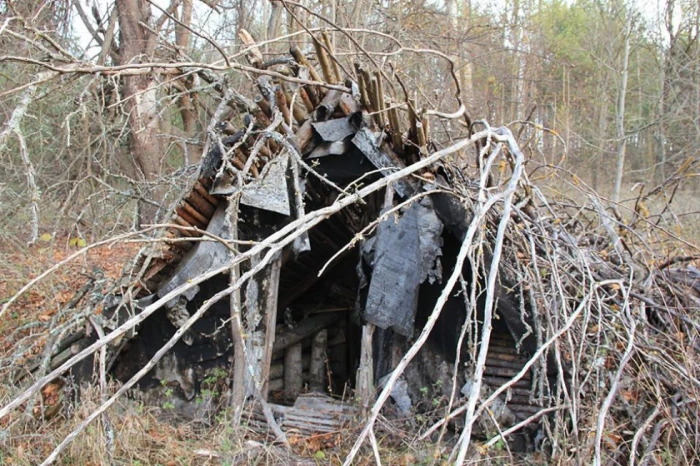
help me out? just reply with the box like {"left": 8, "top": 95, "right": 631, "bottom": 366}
{"left": 1, "top": 0, "right": 698, "bottom": 243}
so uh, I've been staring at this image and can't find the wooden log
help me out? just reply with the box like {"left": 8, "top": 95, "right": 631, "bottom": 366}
{"left": 369, "top": 77, "right": 385, "bottom": 128}
{"left": 255, "top": 94, "right": 272, "bottom": 118}
{"left": 184, "top": 192, "right": 216, "bottom": 219}
{"left": 416, "top": 121, "right": 427, "bottom": 156}
{"left": 180, "top": 200, "right": 209, "bottom": 226}
{"left": 238, "top": 29, "right": 263, "bottom": 68}
{"left": 295, "top": 119, "right": 314, "bottom": 154}
{"left": 173, "top": 216, "right": 199, "bottom": 236}
{"left": 421, "top": 109, "right": 430, "bottom": 145}
{"left": 284, "top": 342, "right": 303, "bottom": 399}
{"left": 313, "top": 89, "right": 343, "bottom": 122}
{"left": 251, "top": 104, "right": 272, "bottom": 128}
{"left": 280, "top": 82, "right": 308, "bottom": 125}
{"left": 274, "top": 85, "right": 292, "bottom": 126}
{"left": 269, "top": 378, "right": 284, "bottom": 392}
{"left": 485, "top": 357, "right": 526, "bottom": 371}
{"left": 309, "top": 329, "right": 328, "bottom": 393}
{"left": 231, "top": 255, "right": 282, "bottom": 404}
{"left": 312, "top": 35, "right": 335, "bottom": 85}
{"left": 273, "top": 313, "right": 341, "bottom": 354}
{"left": 321, "top": 29, "right": 342, "bottom": 83}
{"left": 290, "top": 45, "right": 322, "bottom": 83}
{"left": 387, "top": 104, "right": 403, "bottom": 151}
{"left": 175, "top": 205, "right": 207, "bottom": 229}
{"left": 193, "top": 181, "right": 219, "bottom": 205}
{"left": 354, "top": 63, "right": 373, "bottom": 111}
{"left": 298, "top": 87, "right": 315, "bottom": 112}
{"left": 270, "top": 354, "right": 310, "bottom": 380}
{"left": 246, "top": 395, "right": 358, "bottom": 435}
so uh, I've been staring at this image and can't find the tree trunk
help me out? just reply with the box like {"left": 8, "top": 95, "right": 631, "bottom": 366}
{"left": 175, "top": 0, "right": 200, "bottom": 165}
{"left": 612, "top": 15, "right": 631, "bottom": 204}
{"left": 116, "top": 0, "right": 167, "bottom": 225}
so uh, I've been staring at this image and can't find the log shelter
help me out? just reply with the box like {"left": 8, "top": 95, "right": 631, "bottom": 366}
{"left": 23, "top": 32, "right": 553, "bottom": 447}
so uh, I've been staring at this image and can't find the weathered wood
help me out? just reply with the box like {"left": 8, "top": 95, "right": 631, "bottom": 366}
{"left": 247, "top": 394, "right": 358, "bottom": 435}
{"left": 238, "top": 29, "right": 264, "bottom": 68}
{"left": 255, "top": 94, "right": 272, "bottom": 118}
{"left": 298, "top": 86, "right": 315, "bottom": 112}
{"left": 280, "top": 83, "right": 308, "bottom": 125}
{"left": 312, "top": 35, "right": 334, "bottom": 84}
{"left": 416, "top": 121, "right": 427, "bottom": 155}
{"left": 354, "top": 63, "right": 373, "bottom": 111}
{"left": 274, "top": 85, "right": 292, "bottom": 126}
{"left": 290, "top": 45, "right": 322, "bottom": 83}
{"left": 373, "top": 71, "right": 386, "bottom": 127}
{"left": 356, "top": 323, "right": 375, "bottom": 414}
{"left": 261, "top": 257, "right": 282, "bottom": 398}
{"left": 193, "top": 181, "right": 219, "bottom": 205}
{"left": 284, "top": 342, "right": 303, "bottom": 399}
{"left": 338, "top": 91, "right": 360, "bottom": 116}
{"left": 272, "top": 313, "right": 341, "bottom": 354}
{"left": 184, "top": 192, "right": 216, "bottom": 219}
{"left": 321, "top": 29, "right": 342, "bottom": 83}
{"left": 313, "top": 89, "right": 343, "bottom": 122}
{"left": 270, "top": 354, "right": 310, "bottom": 379}
{"left": 180, "top": 200, "right": 210, "bottom": 226}
{"left": 369, "top": 77, "right": 384, "bottom": 128}
{"left": 295, "top": 119, "right": 314, "bottom": 154}
{"left": 421, "top": 109, "right": 430, "bottom": 145}
{"left": 309, "top": 329, "right": 328, "bottom": 392}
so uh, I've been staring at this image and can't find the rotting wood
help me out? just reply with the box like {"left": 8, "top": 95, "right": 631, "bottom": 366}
{"left": 290, "top": 45, "right": 322, "bottom": 83}
{"left": 356, "top": 324, "right": 375, "bottom": 415}
{"left": 238, "top": 29, "right": 264, "bottom": 68}
{"left": 274, "top": 85, "right": 292, "bottom": 126}
{"left": 321, "top": 30, "right": 342, "bottom": 84}
{"left": 247, "top": 394, "right": 357, "bottom": 436}
{"left": 284, "top": 342, "right": 303, "bottom": 399}
{"left": 312, "top": 35, "right": 334, "bottom": 85}
{"left": 261, "top": 257, "right": 282, "bottom": 398}
{"left": 273, "top": 313, "right": 341, "bottom": 354}
{"left": 309, "top": 329, "right": 328, "bottom": 393}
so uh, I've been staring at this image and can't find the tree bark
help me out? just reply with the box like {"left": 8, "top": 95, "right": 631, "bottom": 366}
{"left": 612, "top": 14, "right": 631, "bottom": 204}
{"left": 116, "top": 0, "right": 167, "bottom": 225}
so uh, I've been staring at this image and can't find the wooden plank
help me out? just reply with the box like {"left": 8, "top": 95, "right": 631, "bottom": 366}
{"left": 261, "top": 257, "right": 282, "bottom": 398}
{"left": 355, "top": 323, "right": 375, "bottom": 414}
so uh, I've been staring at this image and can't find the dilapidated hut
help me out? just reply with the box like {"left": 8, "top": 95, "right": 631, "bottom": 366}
{"left": 6, "top": 27, "right": 700, "bottom": 466}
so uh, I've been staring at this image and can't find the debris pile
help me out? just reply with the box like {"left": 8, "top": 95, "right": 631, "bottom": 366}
{"left": 3, "top": 28, "right": 699, "bottom": 465}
